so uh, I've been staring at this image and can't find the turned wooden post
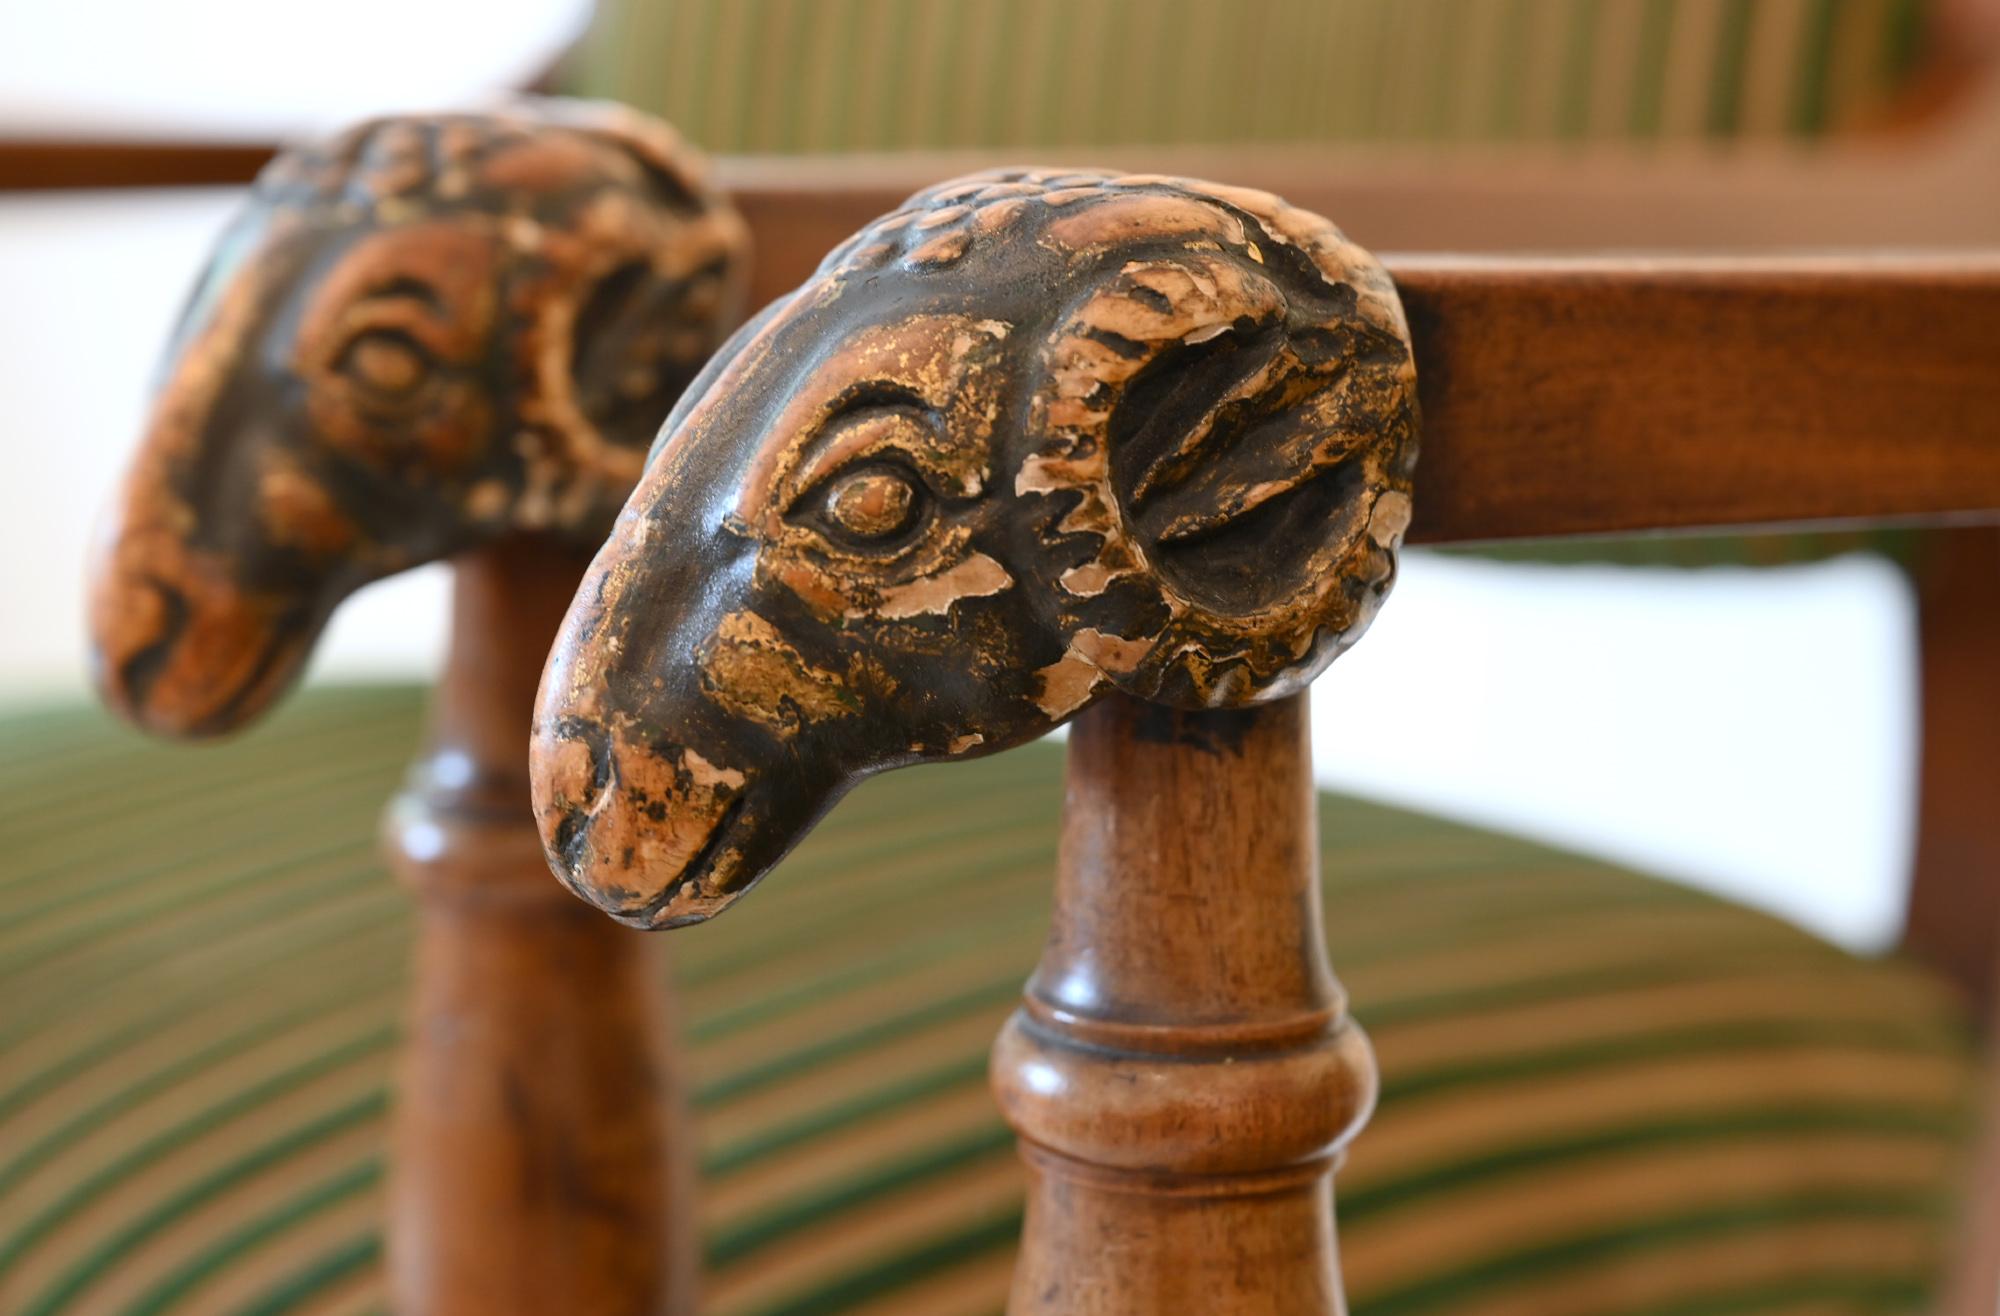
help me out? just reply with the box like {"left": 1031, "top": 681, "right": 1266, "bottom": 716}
{"left": 385, "top": 539, "right": 695, "bottom": 1315}
{"left": 993, "top": 692, "right": 1374, "bottom": 1313}
{"left": 1904, "top": 528, "right": 2000, "bottom": 1316}
{"left": 1903, "top": 526, "right": 2000, "bottom": 1013}
{"left": 85, "top": 103, "right": 748, "bottom": 1316}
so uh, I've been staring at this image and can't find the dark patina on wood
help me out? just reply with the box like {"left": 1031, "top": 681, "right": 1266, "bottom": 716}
{"left": 87, "top": 101, "right": 750, "bottom": 1316}
{"left": 533, "top": 169, "right": 1418, "bottom": 928}
{"left": 89, "top": 99, "right": 747, "bottom": 737}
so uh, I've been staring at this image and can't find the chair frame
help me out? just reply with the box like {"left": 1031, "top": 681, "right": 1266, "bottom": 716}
{"left": 662, "top": 207, "right": 2000, "bottom": 1316}
{"left": 22, "top": 19, "right": 2000, "bottom": 1309}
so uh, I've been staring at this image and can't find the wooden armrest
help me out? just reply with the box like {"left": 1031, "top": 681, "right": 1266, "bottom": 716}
{"left": 0, "top": 138, "right": 275, "bottom": 190}
{"left": 717, "top": 171, "right": 2000, "bottom": 545}
{"left": 1394, "top": 255, "right": 2000, "bottom": 542}
{"left": 721, "top": 170, "right": 2000, "bottom": 545}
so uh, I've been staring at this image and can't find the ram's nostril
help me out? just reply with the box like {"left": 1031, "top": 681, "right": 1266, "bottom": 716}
{"left": 533, "top": 720, "right": 618, "bottom": 876}
{"left": 96, "top": 573, "right": 192, "bottom": 720}
{"left": 552, "top": 802, "right": 593, "bottom": 877}
{"left": 550, "top": 714, "right": 615, "bottom": 801}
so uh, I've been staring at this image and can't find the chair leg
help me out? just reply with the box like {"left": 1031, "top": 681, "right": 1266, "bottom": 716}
{"left": 1942, "top": 1012, "right": 2000, "bottom": 1316}
{"left": 1901, "top": 526, "right": 2000, "bottom": 1316}
{"left": 383, "top": 540, "right": 699, "bottom": 1315}
{"left": 991, "top": 691, "right": 1374, "bottom": 1315}
{"left": 1904, "top": 525, "right": 2000, "bottom": 1011}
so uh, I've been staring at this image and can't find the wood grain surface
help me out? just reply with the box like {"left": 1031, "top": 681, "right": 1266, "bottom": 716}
{"left": 384, "top": 539, "right": 696, "bottom": 1316}
{"left": 992, "top": 692, "right": 1372, "bottom": 1314}
{"left": 733, "top": 179, "right": 2000, "bottom": 541}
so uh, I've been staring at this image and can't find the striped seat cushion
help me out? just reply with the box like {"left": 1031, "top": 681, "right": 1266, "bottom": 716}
{"left": 0, "top": 685, "right": 1979, "bottom": 1315}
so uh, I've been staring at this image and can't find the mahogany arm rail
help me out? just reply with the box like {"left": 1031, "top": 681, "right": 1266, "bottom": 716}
{"left": 0, "top": 137, "right": 277, "bottom": 190}
{"left": 1391, "top": 255, "right": 2000, "bottom": 542}
{"left": 718, "top": 176, "right": 2000, "bottom": 542}
{"left": 741, "top": 222, "right": 2000, "bottom": 542}
{"left": 689, "top": 161, "right": 1977, "bottom": 541}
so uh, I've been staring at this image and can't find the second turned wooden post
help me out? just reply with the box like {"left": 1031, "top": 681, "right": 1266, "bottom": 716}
{"left": 383, "top": 539, "right": 698, "bottom": 1316}
{"left": 991, "top": 691, "right": 1376, "bottom": 1315}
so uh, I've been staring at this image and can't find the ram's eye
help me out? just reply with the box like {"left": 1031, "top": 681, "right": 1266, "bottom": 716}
{"left": 819, "top": 466, "right": 923, "bottom": 545}
{"left": 336, "top": 329, "right": 433, "bottom": 398}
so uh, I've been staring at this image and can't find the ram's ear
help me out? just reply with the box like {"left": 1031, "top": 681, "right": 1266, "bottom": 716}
{"left": 1108, "top": 309, "right": 1416, "bottom": 619}
{"left": 1039, "top": 245, "right": 1418, "bottom": 709}
{"left": 567, "top": 253, "right": 715, "bottom": 448}
{"left": 507, "top": 94, "right": 750, "bottom": 465}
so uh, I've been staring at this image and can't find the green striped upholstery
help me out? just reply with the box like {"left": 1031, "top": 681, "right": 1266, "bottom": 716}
{"left": 570, "top": 0, "right": 1931, "bottom": 153}
{"left": 0, "top": 685, "right": 1980, "bottom": 1315}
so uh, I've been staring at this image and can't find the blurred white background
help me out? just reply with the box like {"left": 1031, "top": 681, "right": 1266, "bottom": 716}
{"left": 0, "top": 0, "right": 592, "bottom": 140}
{"left": 0, "top": 0, "right": 1919, "bottom": 956}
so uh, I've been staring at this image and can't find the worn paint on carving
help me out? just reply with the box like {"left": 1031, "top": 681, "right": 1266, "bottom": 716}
{"left": 533, "top": 167, "right": 1418, "bottom": 930}
{"left": 89, "top": 101, "right": 748, "bottom": 740}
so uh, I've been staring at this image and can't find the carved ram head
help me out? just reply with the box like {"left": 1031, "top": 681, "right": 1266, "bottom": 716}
{"left": 533, "top": 169, "right": 1417, "bottom": 928}
{"left": 89, "top": 100, "right": 747, "bottom": 736}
